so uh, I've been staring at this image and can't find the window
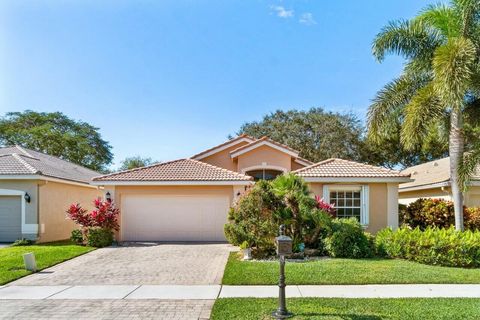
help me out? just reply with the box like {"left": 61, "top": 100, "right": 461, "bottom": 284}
{"left": 323, "top": 185, "right": 369, "bottom": 225}
{"left": 245, "top": 169, "right": 283, "bottom": 181}
{"left": 330, "top": 190, "right": 361, "bottom": 221}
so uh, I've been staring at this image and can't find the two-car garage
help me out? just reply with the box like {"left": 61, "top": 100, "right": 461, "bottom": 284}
{"left": 121, "top": 194, "right": 230, "bottom": 242}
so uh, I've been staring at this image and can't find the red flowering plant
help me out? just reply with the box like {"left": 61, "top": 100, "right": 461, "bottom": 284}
{"left": 66, "top": 199, "right": 119, "bottom": 247}
{"left": 315, "top": 195, "right": 336, "bottom": 218}
{"left": 67, "top": 199, "right": 120, "bottom": 230}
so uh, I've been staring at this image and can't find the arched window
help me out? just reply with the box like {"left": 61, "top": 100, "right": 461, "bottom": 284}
{"left": 245, "top": 169, "right": 283, "bottom": 181}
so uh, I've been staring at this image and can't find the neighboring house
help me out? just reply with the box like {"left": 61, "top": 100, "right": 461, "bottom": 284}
{"left": 0, "top": 146, "right": 102, "bottom": 243}
{"left": 399, "top": 156, "right": 480, "bottom": 207}
{"left": 92, "top": 135, "right": 410, "bottom": 241}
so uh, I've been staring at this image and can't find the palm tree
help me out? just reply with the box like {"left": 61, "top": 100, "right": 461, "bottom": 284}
{"left": 368, "top": 0, "right": 480, "bottom": 230}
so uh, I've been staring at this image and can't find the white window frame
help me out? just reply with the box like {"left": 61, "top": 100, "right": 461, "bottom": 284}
{"left": 323, "top": 185, "right": 369, "bottom": 226}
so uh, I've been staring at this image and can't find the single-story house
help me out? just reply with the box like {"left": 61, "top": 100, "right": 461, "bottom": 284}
{"left": 92, "top": 135, "right": 411, "bottom": 241}
{"left": 0, "top": 146, "right": 102, "bottom": 243}
{"left": 399, "top": 156, "right": 480, "bottom": 207}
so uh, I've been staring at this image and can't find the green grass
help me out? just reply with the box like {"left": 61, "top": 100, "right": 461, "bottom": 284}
{"left": 0, "top": 241, "right": 95, "bottom": 285}
{"left": 222, "top": 253, "right": 480, "bottom": 285}
{"left": 211, "top": 298, "right": 480, "bottom": 319}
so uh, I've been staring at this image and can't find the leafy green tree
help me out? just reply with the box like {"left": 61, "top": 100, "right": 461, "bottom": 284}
{"left": 368, "top": 0, "right": 480, "bottom": 230}
{"left": 0, "top": 110, "right": 113, "bottom": 172}
{"left": 119, "top": 156, "right": 156, "bottom": 171}
{"left": 236, "top": 108, "right": 440, "bottom": 168}
{"left": 237, "top": 108, "right": 367, "bottom": 163}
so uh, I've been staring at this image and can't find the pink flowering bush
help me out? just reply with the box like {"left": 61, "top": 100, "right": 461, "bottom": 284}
{"left": 315, "top": 195, "right": 336, "bottom": 218}
{"left": 66, "top": 199, "right": 119, "bottom": 247}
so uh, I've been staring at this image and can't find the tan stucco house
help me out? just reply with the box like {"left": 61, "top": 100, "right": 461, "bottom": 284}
{"left": 92, "top": 135, "right": 410, "bottom": 241}
{"left": 399, "top": 156, "right": 480, "bottom": 207}
{"left": 0, "top": 146, "right": 102, "bottom": 243}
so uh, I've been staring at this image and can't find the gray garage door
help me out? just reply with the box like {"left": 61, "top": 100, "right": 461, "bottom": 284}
{"left": 0, "top": 196, "right": 22, "bottom": 242}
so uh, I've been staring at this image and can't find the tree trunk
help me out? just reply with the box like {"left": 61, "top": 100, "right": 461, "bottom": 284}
{"left": 450, "top": 107, "right": 464, "bottom": 231}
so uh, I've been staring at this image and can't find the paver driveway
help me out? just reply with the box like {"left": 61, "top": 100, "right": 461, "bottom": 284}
{"left": 12, "top": 243, "right": 232, "bottom": 285}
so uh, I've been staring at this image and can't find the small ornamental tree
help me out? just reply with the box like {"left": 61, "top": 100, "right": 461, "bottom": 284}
{"left": 315, "top": 196, "right": 336, "bottom": 218}
{"left": 66, "top": 199, "right": 119, "bottom": 247}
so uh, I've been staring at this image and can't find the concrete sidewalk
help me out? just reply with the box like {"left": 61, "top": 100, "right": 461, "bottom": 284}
{"left": 1, "top": 284, "right": 480, "bottom": 300}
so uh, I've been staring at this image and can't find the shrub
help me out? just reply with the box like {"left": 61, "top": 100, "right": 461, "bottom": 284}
{"left": 86, "top": 227, "right": 114, "bottom": 247}
{"left": 70, "top": 229, "right": 84, "bottom": 245}
{"left": 303, "top": 208, "right": 333, "bottom": 253}
{"left": 401, "top": 198, "right": 480, "bottom": 231}
{"left": 224, "top": 181, "right": 282, "bottom": 257}
{"left": 11, "top": 238, "right": 34, "bottom": 246}
{"left": 375, "top": 227, "right": 480, "bottom": 268}
{"left": 465, "top": 207, "right": 480, "bottom": 230}
{"left": 315, "top": 196, "right": 336, "bottom": 218}
{"left": 324, "top": 218, "right": 373, "bottom": 258}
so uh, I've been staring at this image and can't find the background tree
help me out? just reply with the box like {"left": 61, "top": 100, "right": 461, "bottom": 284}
{"left": 0, "top": 110, "right": 113, "bottom": 172}
{"left": 236, "top": 108, "right": 440, "bottom": 168}
{"left": 368, "top": 0, "right": 480, "bottom": 230}
{"left": 119, "top": 156, "right": 156, "bottom": 171}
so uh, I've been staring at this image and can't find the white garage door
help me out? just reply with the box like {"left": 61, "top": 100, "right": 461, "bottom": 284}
{"left": 121, "top": 194, "right": 230, "bottom": 242}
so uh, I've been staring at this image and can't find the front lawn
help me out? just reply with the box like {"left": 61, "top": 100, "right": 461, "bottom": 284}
{"left": 211, "top": 298, "right": 480, "bottom": 319}
{"left": 222, "top": 253, "right": 480, "bottom": 285}
{"left": 0, "top": 241, "right": 95, "bottom": 285}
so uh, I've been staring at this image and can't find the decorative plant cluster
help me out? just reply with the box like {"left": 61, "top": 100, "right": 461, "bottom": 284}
{"left": 376, "top": 227, "right": 480, "bottom": 268}
{"left": 66, "top": 198, "right": 119, "bottom": 247}
{"left": 315, "top": 196, "right": 336, "bottom": 218}
{"left": 400, "top": 198, "right": 480, "bottom": 230}
{"left": 224, "top": 173, "right": 373, "bottom": 258}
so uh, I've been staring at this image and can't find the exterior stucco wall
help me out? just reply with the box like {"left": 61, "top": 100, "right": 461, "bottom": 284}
{"left": 308, "top": 182, "right": 391, "bottom": 234}
{"left": 237, "top": 145, "right": 292, "bottom": 173}
{"left": 0, "top": 180, "right": 38, "bottom": 240}
{"left": 37, "top": 181, "right": 102, "bottom": 243}
{"left": 112, "top": 185, "right": 234, "bottom": 241}
{"left": 199, "top": 141, "right": 250, "bottom": 172}
{"left": 399, "top": 186, "right": 480, "bottom": 208}
{"left": 291, "top": 160, "right": 306, "bottom": 171}
{"left": 399, "top": 187, "right": 452, "bottom": 205}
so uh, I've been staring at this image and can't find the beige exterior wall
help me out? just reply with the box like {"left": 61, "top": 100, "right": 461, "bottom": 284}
{"left": 237, "top": 145, "right": 292, "bottom": 173}
{"left": 399, "top": 185, "right": 480, "bottom": 208}
{"left": 199, "top": 141, "right": 250, "bottom": 172}
{"left": 37, "top": 181, "right": 102, "bottom": 243}
{"left": 111, "top": 185, "right": 234, "bottom": 241}
{"left": 308, "top": 182, "right": 391, "bottom": 234}
{"left": 291, "top": 160, "right": 305, "bottom": 171}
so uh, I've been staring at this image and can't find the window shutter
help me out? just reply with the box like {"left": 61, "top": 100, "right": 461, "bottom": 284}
{"left": 361, "top": 185, "right": 369, "bottom": 225}
{"left": 322, "top": 185, "right": 330, "bottom": 203}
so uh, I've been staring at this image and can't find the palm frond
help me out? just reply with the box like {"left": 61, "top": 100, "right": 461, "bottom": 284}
{"left": 367, "top": 73, "right": 430, "bottom": 142}
{"left": 459, "top": 145, "right": 480, "bottom": 191}
{"left": 372, "top": 19, "right": 443, "bottom": 62}
{"left": 418, "top": 3, "right": 462, "bottom": 38}
{"left": 401, "top": 83, "right": 444, "bottom": 150}
{"left": 433, "top": 37, "right": 476, "bottom": 106}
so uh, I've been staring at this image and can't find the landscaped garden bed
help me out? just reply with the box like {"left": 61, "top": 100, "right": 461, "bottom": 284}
{"left": 210, "top": 298, "right": 480, "bottom": 320}
{"left": 0, "top": 241, "right": 95, "bottom": 285}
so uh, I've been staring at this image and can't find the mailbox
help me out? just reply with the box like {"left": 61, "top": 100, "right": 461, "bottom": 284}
{"left": 275, "top": 227, "right": 292, "bottom": 256}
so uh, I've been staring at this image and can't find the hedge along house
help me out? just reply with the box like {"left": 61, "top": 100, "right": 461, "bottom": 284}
{"left": 92, "top": 135, "right": 411, "bottom": 242}
{"left": 0, "top": 146, "right": 102, "bottom": 243}
{"left": 293, "top": 159, "right": 411, "bottom": 233}
{"left": 399, "top": 156, "right": 480, "bottom": 206}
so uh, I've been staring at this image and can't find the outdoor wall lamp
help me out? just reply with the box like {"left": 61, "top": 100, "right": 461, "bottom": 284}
{"left": 105, "top": 192, "right": 112, "bottom": 202}
{"left": 24, "top": 193, "right": 31, "bottom": 203}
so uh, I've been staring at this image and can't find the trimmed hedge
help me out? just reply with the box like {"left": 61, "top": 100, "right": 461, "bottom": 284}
{"left": 376, "top": 227, "right": 480, "bottom": 268}
{"left": 86, "top": 227, "right": 114, "bottom": 248}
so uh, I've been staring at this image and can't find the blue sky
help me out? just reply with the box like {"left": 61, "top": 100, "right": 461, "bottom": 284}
{"left": 0, "top": 0, "right": 426, "bottom": 167}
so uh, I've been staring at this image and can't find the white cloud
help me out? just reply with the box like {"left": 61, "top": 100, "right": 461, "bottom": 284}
{"left": 299, "top": 12, "right": 317, "bottom": 25}
{"left": 270, "top": 5, "right": 294, "bottom": 18}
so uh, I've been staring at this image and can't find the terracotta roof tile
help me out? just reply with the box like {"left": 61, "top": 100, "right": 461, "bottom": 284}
{"left": 294, "top": 158, "right": 409, "bottom": 178}
{"left": 93, "top": 158, "right": 253, "bottom": 182}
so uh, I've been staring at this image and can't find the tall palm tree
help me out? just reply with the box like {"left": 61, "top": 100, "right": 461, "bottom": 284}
{"left": 368, "top": 0, "right": 480, "bottom": 230}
